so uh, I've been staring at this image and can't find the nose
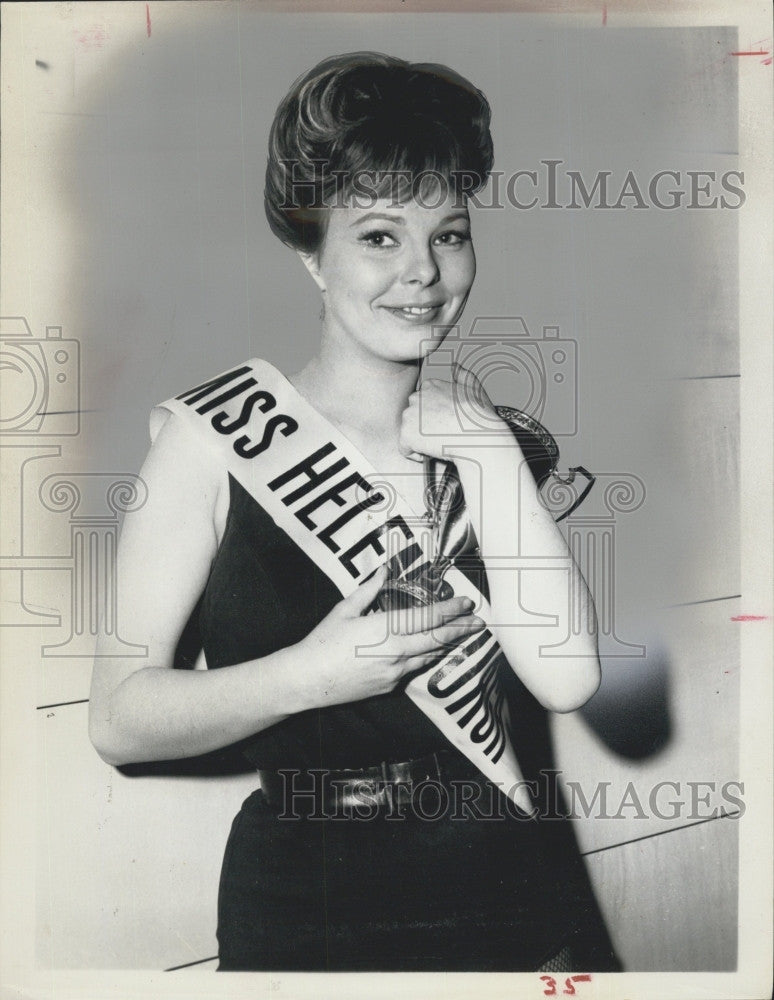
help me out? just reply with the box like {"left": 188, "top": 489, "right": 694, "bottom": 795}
{"left": 400, "top": 240, "right": 440, "bottom": 286}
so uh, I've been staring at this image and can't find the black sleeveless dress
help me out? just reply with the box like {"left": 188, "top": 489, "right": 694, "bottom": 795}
{"left": 199, "top": 474, "right": 619, "bottom": 972}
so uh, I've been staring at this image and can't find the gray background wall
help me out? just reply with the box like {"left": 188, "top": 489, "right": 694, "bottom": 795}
{"left": 2, "top": 1, "right": 742, "bottom": 973}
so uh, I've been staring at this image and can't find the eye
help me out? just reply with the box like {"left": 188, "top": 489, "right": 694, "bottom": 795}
{"left": 358, "top": 229, "right": 399, "bottom": 248}
{"left": 434, "top": 230, "right": 471, "bottom": 247}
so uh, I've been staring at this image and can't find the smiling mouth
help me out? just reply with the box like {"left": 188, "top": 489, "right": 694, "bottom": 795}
{"left": 385, "top": 304, "right": 443, "bottom": 319}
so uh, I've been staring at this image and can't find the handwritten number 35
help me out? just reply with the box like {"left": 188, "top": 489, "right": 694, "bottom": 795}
{"left": 540, "top": 974, "right": 592, "bottom": 996}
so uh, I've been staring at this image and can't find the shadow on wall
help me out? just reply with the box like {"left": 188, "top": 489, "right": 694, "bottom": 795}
{"left": 61, "top": 13, "right": 325, "bottom": 482}
{"left": 580, "top": 640, "right": 672, "bottom": 761}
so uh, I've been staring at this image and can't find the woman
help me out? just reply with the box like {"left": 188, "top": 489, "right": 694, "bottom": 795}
{"left": 89, "top": 52, "right": 618, "bottom": 972}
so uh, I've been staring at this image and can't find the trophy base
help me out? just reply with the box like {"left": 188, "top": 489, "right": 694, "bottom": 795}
{"left": 376, "top": 576, "right": 454, "bottom": 612}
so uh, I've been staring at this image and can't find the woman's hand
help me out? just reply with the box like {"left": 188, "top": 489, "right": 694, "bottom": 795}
{"left": 290, "top": 566, "right": 485, "bottom": 710}
{"left": 398, "top": 366, "right": 508, "bottom": 462}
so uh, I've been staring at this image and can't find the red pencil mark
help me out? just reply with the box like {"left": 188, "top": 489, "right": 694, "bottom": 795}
{"left": 540, "top": 974, "right": 592, "bottom": 997}
{"left": 146, "top": 4, "right": 152, "bottom": 37}
{"left": 602, "top": 4, "right": 607, "bottom": 26}
{"left": 728, "top": 36, "right": 771, "bottom": 65}
{"left": 730, "top": 615, "right": 768, "bottom": 621}
{"left": 73, "top": 24, "right": 109, "bottom": 50}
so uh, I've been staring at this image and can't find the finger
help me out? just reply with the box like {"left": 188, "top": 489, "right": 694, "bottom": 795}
{"left": 452, "top": 362, "right": 476, "bottom": 386}
{"left": 399, "top": 616, "right": 487, "bottom": 658}
{"left": 433, "top": 619, "right": 488, "bottom": 645}
{"left": 393, "top": 614, "right": 485, "bottom": 649}
{"left": 435, "top": 595, "right": 479, "bottom": 618}
{"left": 396, "top": 432, "right": 424, "bottom": 463}
{"left": 338, "top": 564, "right": 389, "bottom": 617}
{"left": 452, "top": 361, "right": 487, "bottom": 403}
{"left": 395, "top": 595, "right": 475, "bottom": 635}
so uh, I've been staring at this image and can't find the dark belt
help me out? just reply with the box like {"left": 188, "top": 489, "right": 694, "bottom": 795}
{"left": 256, "top": 748, "right": 485, "bottom": 816}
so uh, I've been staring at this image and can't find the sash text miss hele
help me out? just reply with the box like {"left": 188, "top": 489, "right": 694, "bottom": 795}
{"left": 177, "top": 364, "right": 511, "bottom": 768}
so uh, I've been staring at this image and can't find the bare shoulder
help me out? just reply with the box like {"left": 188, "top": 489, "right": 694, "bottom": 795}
{"left": 132, "top": 406, "right": 230, "bottom": 547}
{"left": 110, "top": 409, "right": 229, "bottom": 647}
{"left": 143, "top": 405, "right": 219, "bottom": 497}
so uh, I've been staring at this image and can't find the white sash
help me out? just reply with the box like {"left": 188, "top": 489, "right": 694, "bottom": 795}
{"left": 151, "top": 359, "right": 535, "bottom": 814}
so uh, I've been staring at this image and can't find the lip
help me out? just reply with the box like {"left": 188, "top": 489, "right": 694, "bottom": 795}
{"left": 383, "top": 304, "right": 444, "bottom": 324}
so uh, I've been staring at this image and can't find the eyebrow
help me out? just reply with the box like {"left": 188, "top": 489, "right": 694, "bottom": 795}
{"left": 348, "top": 211, "right": 470, "bottom": 228}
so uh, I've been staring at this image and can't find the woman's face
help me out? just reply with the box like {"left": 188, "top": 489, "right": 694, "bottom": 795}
{"left": 300, "top": 191, "right": 476, "bottom": 366}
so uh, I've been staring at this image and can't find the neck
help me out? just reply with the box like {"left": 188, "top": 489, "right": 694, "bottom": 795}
{"left": 291, "top": 333, "right": 421, "bottom": 439}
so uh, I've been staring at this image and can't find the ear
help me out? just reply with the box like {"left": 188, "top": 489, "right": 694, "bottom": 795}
{"left": 297, "top": 250, "right": 326, "bottom": 293}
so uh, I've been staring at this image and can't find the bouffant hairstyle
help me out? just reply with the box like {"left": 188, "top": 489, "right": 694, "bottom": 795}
{"left": 264, "top": 52, "right": 494, "bottom": 253}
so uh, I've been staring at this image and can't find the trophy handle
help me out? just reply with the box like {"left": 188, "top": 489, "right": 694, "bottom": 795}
{"left": 550, "top": 466, "right": 596, "bottom": 522}
{"left": 494, "top": 405, "right": 596, "bottom": 522}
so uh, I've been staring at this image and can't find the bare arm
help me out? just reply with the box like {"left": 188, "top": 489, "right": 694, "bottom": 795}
{"left": 87, "top": 414, "right": 297, "bottom": 764}
{"left": 400, "top": 375, "right": 601, "bottom": 714}
{"left": 456, "top": 441, "right": 601, "bottom": 713}
{"left": 89, "top": 413, "right": 483, "bottom": 766}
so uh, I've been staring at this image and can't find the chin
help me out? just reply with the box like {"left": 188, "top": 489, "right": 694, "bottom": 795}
{"left": 390, "top": 332, "right": 447, "bottom": 366}
{"left": 386, "top": 315, "right": 455, "bottom": 343}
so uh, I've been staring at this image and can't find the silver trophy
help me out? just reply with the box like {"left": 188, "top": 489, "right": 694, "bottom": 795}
{"left": 376, "top": 406, "right": 595, "bottom": 612}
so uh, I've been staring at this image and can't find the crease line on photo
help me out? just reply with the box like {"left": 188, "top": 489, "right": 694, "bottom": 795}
{"left": 664, "top": 594, "right": 741, "bottom": 609}
{"left": 581, "top": 810, "right": 741, "bottom": 859}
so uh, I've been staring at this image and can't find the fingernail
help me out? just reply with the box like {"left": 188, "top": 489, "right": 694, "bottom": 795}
{"left": 470, "top": 616, "right": 485, "bottom": 627}
{"left": 462, "top": 597, "right": 474, "bottom": 610}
